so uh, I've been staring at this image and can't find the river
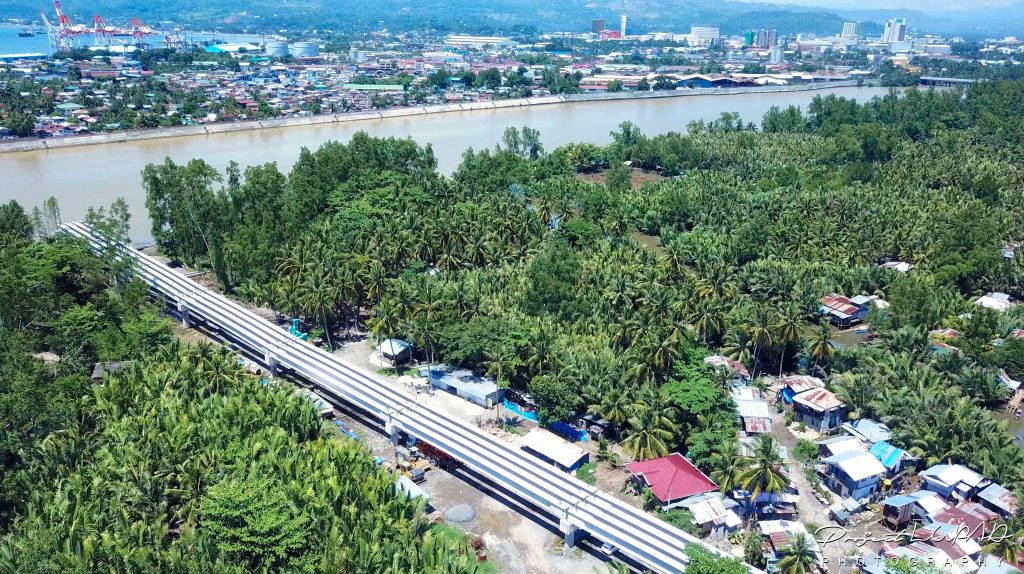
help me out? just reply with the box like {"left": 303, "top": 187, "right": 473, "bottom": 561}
{"left": 1, "top": 85, "right": 893, "bottom": 241}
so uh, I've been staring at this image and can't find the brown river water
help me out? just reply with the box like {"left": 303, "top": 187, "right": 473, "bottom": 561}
{"left": 0, "top": 86, "right": 894, "bottom": 241}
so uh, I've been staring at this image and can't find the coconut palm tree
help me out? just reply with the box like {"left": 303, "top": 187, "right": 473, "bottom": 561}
{"left": 620, "top": 403, "right": 678, "bottom": 461}
{"left": 300, "top": 271, "right": 339, "bottom": 348}
{"left": 589, "top": 388, "right": 631, "bottom": 428}
{"left": 806, "top": 321, "right": 835, "bottom": 375}
{"left": 722, "top": 332, "right": 754, "bottom": 366}
{"left": 738, "top": 435, "right": 790, "bottom": 499}
{"left": 776, "top": 533, "right": 816, "bottom": 574}
{"left": 774, "top": 303, "right": 804, "bottom": 377}
{"left": 709, "top": 440, "right": 749, "bottom": 494}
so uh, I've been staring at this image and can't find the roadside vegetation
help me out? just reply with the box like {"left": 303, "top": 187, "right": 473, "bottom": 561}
{"left": 0, "top": 203, "right": 490, "bottom": 573}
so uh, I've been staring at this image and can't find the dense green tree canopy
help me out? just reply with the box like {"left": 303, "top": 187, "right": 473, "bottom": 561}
{"left": 137, "top": 82, "right": 1024, "bottom": 489}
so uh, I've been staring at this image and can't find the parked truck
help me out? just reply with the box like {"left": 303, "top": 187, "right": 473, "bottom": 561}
{"left": 414, "top": 440, "right": 462, "bottom": 471}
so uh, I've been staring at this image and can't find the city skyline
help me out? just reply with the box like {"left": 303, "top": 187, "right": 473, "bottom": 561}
{"left": 733, "top": 0, "right": 1018, "bottom": 10}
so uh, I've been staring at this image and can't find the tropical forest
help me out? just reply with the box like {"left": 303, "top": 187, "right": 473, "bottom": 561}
{"left": 4, "top": 80, "right": 1024, "bottom": 572}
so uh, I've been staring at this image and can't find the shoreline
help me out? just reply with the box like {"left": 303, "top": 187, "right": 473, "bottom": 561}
{"left": 0, "top": 80, "right": 867, "bottom": 154}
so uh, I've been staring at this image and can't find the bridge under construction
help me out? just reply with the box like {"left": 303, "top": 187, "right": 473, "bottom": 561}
{"left": 62, "top": 221, "right": 766, "bottom": 574}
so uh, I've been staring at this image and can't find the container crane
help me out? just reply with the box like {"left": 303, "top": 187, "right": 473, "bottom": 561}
{"left": 42, "top": 0, "right": 88, "bottom": 52}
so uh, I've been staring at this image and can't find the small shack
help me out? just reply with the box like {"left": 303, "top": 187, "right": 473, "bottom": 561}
{"left": 576, "top": 413, "right": 615, "bottom": 439}
{"left": 421, "top": 364, "right": 503, "bottom": 408}
{"left": 521, "top": 428, "right": 589, "bottom": 472}
{"left": 377, "top": 338, "right": 412, "bottom": 365}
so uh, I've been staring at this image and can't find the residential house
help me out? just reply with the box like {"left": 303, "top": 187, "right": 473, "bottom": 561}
{"left": 921, "top": 464, "right": 986, "bottom": 501}
{"left": 913, "top": 523, "right": 984, "bottom": 571}
{"left": 881, "top": 541, "right": 973, "bottom": 574}
{"left": 521, "top": 428, "right": 589, "bottom": 472}
{"left": 421, "top": 364, "right": 503, "bottom": 407}
{"left": 575, "top": 413, "right": 615, "bottom": 439}
{"left": 818, "top": 435, "right": 865, "bottom": 458}
{"left": 779, "top": 375, "right": 824, "bottom": 404}
{"left": 625, "top": 453, "right": 719, "bottom": 511}
{"left": 792, "top": 388, "right": 848, "bottom": 433}
{"left": 759, "top": 520, "right": 825, "bottom": 573}
{"left": 882, "top": 490, "right": 950, "bottom": 529}
{"left": 376, "top": 338, "right": 412, "bottom": 365}
{"left": 821, "top": 450, "right": 888, "bottom": 500}
{"left": 704, "top": 355, "right": 751, "bottom": 384}
{"left": 880, "top": 260, "right": 913, "bottom": 273}
{"left": 820, "top": 293, "right": 870, "bottom": 327}
{"left": 997, "top": 369, "right": 1022, "bottom": 392}
{"left": 932, "top": 502, "right": 1000, "bottom": 543}
{"left": 90, "top": 360, "right": 133, "bottom": 382}
{"left": 976, "top": 292, "right": 1016, "bottom": 312}
{"left": 1003, "top": 243, "right": 1018, "bottom": 260}
{"left": 842, "top": 418, "right": 893, "bottom": 445}
{"left": 975, "top": 483, "right": 1018, "bottom": 518}
{"left": 869, "top": 441, "right": 917, "bottom": 477}
{"left": 733, "top": 387, "right": 773, "bottom": 435}
{"left": 677, "top": 493, "right": 742, "bottom": 537}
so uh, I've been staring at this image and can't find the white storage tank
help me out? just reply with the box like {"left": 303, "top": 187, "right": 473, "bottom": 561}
{"left": 291, "top": 41, "right": 320, "bottom": 57}
{"left": 265, "top": 40, "right": 289, "bottom": 57}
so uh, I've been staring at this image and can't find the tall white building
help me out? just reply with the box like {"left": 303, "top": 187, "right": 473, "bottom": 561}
{"left": 620, "top": 14, "right": 628, "bottom": 37}
{"left": 841, "top": 22, "right": 861, "bottom": 38}
{"left": 688, "top": 25, "right": 720, "bottom": 47}
{"left": 882, "top": 18, "right": 907, "bottom": 43}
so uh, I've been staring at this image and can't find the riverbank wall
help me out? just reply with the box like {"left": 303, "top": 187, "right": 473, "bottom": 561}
{"left": 0, "top": 80, "right": 866, "bottom": 154}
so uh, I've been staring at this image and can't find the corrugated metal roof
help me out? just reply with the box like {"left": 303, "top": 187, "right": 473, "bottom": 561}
{"left": 744, "top": 417, "right": 773, "bottom": 434}
{"left": 869, "top": 441, "right": 907, "bottom": 470}
{"left": 793, "top": 388, "right": 845, "bottom": 411}
{"left": 626, "top": 453, "right": 718, "bottom": 503}
{"left": 782, "top": 375, "right": 824, "bottom": 394}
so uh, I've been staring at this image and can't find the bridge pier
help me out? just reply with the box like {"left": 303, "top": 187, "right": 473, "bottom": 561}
{"left": 384, "top": 420, "right": 402, "bottom": 445}
{"left": 562, "top": 521, "right": 585, "bottom": 547}
{"left": 557, "top": 502, "right": 586, "bottom": 547}
{"left": 176, "top": 300, "right": 190, "bottom": 328}
{"left": 263, "top": 349, "right": 279, "bottom": 376}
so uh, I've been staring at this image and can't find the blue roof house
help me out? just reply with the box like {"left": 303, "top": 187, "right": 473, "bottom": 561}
{"left": 869, "top": 441, "right": 917, "bottom": 476}
{"left": 821, "top": 450, "right": 888, "bottom": 501}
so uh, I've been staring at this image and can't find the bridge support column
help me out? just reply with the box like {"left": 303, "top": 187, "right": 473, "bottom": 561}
{"left": 263, "top": 349, "right": 279, "bottom": 376}
{"left": 384, "top": 420, "right": 402, "bottom": 445}
{"left": 557, "top": 505, "right": 585, "bottom": 548}
{"left": 560, "top": 520, "right": 584, "bottom": 548}
{"left": 176, "top": 300, "right": 190, "bottom": 328}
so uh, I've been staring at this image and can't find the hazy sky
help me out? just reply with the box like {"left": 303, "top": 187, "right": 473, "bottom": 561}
{"left": 734, "top": 0, "right": 1013, "bottom": 10}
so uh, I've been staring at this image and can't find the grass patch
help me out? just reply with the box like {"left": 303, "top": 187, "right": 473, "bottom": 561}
{"left": 429, "top": 523, "right": 497, "bottom": 574}
{"left": 576, "top": 462, "right": 597, "bottom": 485}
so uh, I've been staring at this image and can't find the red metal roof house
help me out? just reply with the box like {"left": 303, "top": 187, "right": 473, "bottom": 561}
{"left": 626, "top": 453, "right": 718, "bottom": 510}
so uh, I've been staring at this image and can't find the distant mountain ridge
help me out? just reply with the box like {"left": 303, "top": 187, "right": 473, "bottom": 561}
{"left": 0, "top": 0, "right": 1010, "bottom": 37}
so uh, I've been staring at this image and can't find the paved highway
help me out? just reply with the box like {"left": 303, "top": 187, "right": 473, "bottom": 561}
{"left": 63, "top": 221, "right": 766, "bottom": 574}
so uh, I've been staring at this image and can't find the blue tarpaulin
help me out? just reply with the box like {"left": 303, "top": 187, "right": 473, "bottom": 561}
{"left": 549, "top": 421, "right": 587, "bottom": 442}
{"left": 869, "top": 441, "right": 905, "bottom": 470}
{"left": 781, "top": 388, "right": 796, "bottom": 404}
{"left": 503, "top": 399, "right": 540, "bottom": 422}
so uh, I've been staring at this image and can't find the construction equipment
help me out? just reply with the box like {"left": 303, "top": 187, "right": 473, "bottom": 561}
{"left": 398, "top": 447, "right": 432, "bottom": 472}
{"left": 397, "top": 462, "right": 426, "bottom": 483}
{"left": 415, "top": 440, "right": 462, "bottom": 471}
